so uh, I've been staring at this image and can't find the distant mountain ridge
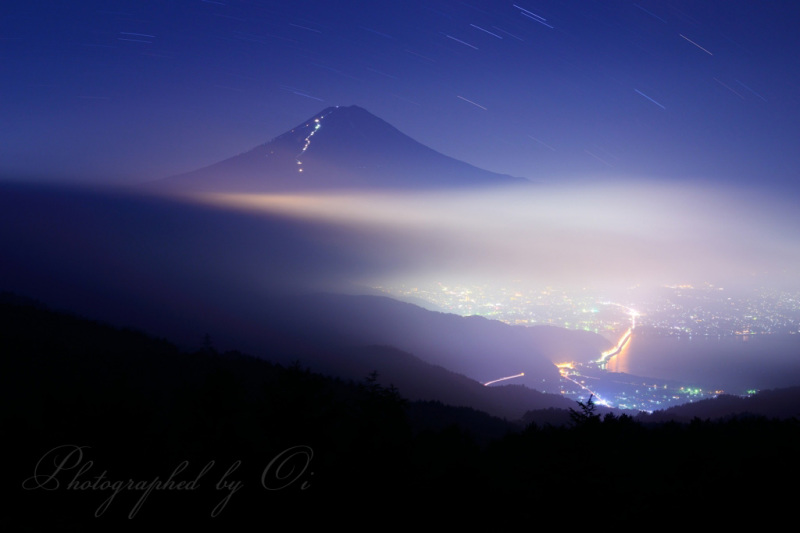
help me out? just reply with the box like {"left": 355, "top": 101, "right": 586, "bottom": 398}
{"left": 638, "top": 387, "right": 800, "bottom": 423}
{"left": 157, "top": 105, "right": 529, "bottom": 192}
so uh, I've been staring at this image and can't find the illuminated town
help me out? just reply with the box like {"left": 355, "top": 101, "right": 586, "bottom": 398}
{"left": 374, "top": 282, "right": 800, "bottom": 337}
{"left": 375, "top": 282, "right": 800, "bottom": 411}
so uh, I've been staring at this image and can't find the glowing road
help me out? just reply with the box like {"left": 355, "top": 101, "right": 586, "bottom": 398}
{"left": 555, "top": 363, "right": 612, "bottom": 406}
{"left": 484, "top": 372, "right": 525, "bottom": 386}
{"left": 554, "top": 303, "right": 640, "bottom": 407}
{"left": 596, "top": 304, "right": 638, "bottom": 369}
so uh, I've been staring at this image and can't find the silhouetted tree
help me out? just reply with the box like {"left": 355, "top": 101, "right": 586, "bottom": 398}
{"left": 569, "top": 395, "right": 600, "bottom": 427}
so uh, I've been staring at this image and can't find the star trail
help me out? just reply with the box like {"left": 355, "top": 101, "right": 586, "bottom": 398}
{"left": 2, "top": 1, "right": 797, "bottom": 192}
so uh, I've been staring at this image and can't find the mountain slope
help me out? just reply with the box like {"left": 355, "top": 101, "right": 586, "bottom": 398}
{"left": 638, "top": 387, "right": 800, "bottom": 423}
{"left": 264, "top": 292, "right": 601, "bottom": 390}
{"left": 156, "top": 105, "right": 529, "bottom": 192}
{"left": 0, "top": 184, "right": 596, "bottom": 418}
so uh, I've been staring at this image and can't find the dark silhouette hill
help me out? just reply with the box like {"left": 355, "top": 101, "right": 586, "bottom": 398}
{"left": 156, "top": 105, "right": 529, "bottom": 192}
{"left": 6, "top": 294, "right": 799, "bottom": 526}
{"left": 639, "top": 386, "right": 800, "bottom": 423}
{"left": 283, "top": 343, "right": 576, "bottom": 420}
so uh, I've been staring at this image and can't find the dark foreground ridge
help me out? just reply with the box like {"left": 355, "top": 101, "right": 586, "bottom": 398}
{"left": 4, "top": 295, "right": 799, "bottom": 526}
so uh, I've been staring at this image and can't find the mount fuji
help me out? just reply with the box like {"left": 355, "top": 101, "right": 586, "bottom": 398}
{"left": 157, "top": 105, "right": 530, "bottom": 192}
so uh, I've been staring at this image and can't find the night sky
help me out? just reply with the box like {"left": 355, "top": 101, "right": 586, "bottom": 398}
{"left": 3, "top": 0, "right": 799, "bottom": 191}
